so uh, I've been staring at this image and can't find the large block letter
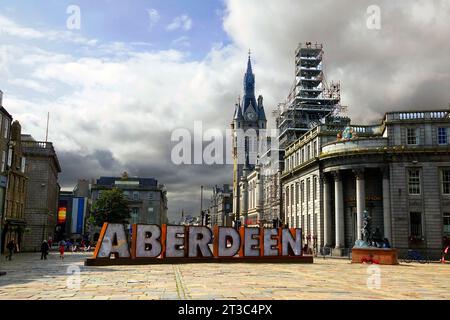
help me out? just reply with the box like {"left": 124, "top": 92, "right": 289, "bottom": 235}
{"left": 262, "top": 228, "right": 281, "bottom": 256}
{"left": 242, "top": 227, "right": 261, "bottom": 257}
{"left": 188, "top": 226, "right": 213, "bottom": 257}
{"left": 94, "top": 223, "right": 130, "bottom": 258}
{"left": 132, "top": 224, "right": 162, "bottom": 258}
{"left": 214, "top": 227, "right": 241, "bottom": 257}
{"left": 165, "top": 225, "right": 186, "bottom": 258}
{"left": 282, "top": 228, "right": 302, "bottom": 256}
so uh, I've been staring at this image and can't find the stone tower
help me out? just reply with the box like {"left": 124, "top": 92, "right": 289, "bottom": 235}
{"left": 231, "top": 53, "right": 267, "bottom": 224}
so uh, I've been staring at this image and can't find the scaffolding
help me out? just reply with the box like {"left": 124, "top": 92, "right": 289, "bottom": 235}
{"left": 275, "top": 42, "right": 343, "bottom": 148}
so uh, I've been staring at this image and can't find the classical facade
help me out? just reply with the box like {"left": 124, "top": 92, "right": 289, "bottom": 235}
{"left": 231, "top": 54, "right": 267, "bottom": 224}
{"left": 21, "top": 135, "right": 61, "bottom": 252}
{"left": 282, "top": 110, "right": 450, "bottom": 258}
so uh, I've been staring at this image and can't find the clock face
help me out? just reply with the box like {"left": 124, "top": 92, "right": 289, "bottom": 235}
{"left": 246, "top": 112, "right": 257, "bottom": 121}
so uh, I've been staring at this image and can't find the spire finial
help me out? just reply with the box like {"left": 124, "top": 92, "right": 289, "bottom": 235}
{"left": 248, "top": 48, "right": 251, "bottom": 59}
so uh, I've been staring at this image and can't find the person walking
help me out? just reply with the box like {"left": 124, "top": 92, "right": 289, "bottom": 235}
{"left": 41, "top": 240, "right": 50, "bottom": 260}
{"left": 59, "top": 240, "right": 66, "bottom": 260}
{"left": 6, "top": 240, "right": 15, "bottom": 261}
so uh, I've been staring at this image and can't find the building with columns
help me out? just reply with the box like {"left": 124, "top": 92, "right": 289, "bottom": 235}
{"left": 282, "top": 110, "right": 450, "bottom": 258}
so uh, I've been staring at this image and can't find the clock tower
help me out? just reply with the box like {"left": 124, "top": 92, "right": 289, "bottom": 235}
{"left": 231, "top": 52, "right": 267, "bottom": 224}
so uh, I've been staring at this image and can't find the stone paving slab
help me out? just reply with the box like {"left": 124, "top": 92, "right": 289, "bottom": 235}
{"left": 0, "top": 252, "right": 449, "bottom": 300}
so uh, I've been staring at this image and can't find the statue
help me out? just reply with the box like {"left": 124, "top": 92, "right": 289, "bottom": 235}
{"left": 354, "top": 210, "right": 372, "bottom": 248}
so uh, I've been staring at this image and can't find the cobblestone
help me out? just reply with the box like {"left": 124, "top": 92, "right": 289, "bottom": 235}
{"left": 0, "top": 252, "right": 448, "bottom": 300}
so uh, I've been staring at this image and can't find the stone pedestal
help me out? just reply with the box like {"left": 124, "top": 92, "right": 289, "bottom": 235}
{"left": 352, "top": 247, "right": 399, "bottom": 265}
{"left": 332, "top": 248, "right": 345, "bottom": 257}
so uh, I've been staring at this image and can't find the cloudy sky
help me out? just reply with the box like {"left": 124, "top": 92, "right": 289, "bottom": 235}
{"left": 1, "top": 0, "right": 450, "bottom": 222}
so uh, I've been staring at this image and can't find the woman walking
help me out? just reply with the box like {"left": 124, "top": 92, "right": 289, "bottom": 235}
{"left": 59, "top": 240, "right": 66, "bottom": 260}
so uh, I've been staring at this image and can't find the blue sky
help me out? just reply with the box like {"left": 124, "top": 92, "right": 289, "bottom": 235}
{"left": 1, "top": 0, "right": 450, "bottom": 220}
{"left": 1, "top": 0, "right": 230, "bottom": 60}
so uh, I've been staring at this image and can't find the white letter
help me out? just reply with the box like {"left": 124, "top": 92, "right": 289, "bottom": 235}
{"left": 171, "top": 128, "right": 192, "bottom": 165}
{"left": 203, "top": 128, "right": 223, "bottom": 165}
{"left": 135, "top": 224, "right": 162, "bottom": 258}
{"left": 66, "top": 5, "right": 81, "bottom": 30}
{"left": 96, "top": 223, "right": 130, "bottom": 258}
{"left": 366, "top": 5, "right": 381, "bottom": 30}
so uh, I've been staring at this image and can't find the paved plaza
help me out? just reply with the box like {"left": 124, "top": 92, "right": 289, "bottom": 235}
{"left": 0, "top": 252, "right": 449, "bottom": 300}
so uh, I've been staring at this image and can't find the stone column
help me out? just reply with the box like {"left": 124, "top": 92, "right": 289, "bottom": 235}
{"left": 382, "top": 167, "right": 392, "bottom": 241}
{"left": 323, "top": 175, "right": 332, "bottom": 247}
{"left": 333, "top": 171, "right": 345, "bottom": 249}
{"left": 354, "top": 169, "right": 365, "bottom": 241}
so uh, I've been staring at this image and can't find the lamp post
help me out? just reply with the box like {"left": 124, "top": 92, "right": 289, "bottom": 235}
{"left": 200, "top": 186, "right": 203, "bottom": 226}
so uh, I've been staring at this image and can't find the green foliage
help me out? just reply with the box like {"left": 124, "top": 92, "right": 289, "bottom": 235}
{"left": 92, "top": 188, "right": 131, "bottom": 226}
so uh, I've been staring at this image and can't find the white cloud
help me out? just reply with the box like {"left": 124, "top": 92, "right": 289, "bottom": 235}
{"left": 0, "top": 14, "right": 97, "bottom": 46}
{"left": 2, "top": 0, "right": 450, "bottom": 219}
{"left": 167, "top": 14, "right": 193, "bottom": 31}
{"left": 171, "top": 36, "right": 191, "bottom": 48}
{"left": 147, "top": 8, "right": 160, "bottom": 29}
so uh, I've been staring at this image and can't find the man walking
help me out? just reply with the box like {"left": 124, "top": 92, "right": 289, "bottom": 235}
{"left": 41, "top": 240, "right": 50, "bottom": 260}
{"left": 6, "top": 240, "right": 15, "bottom": 261}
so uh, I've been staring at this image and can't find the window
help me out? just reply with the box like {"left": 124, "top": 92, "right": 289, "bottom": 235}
{"left": 148, "top": 192, "right": 154, "bottom": 201}
{"left": 1, "top": 151, "right": 5, "bottom": 172}
{"left": 438, "top": 128, "right": 448, "bottom": 145}
{"left": 409, "top": 212, "right": 422, "bottom": 238}
{"left": 3, "top": 118, "right": 9, "bottom": 139}
{"left": 408, "top": 169, "right": 421, "bottom": 195}
{"left": 301, "top": 149, "right": 304, "bottom": 163}
{"left": 444, "top": 213, "right": 450, "bottom": 235}
{"left": 301, "top": 181, "right": 305, "bottom": 203}
{"left": 306, "top": 178, "right": 311, "bottom": 202}
{"left": 295, "top": 183, "right": 299, "bottom": 205}
{"left": 407, "top": 128, "right": 418, "bottom": 145}
{"left": 307, "top": 145, "right": 311, "bottom": 160}
{"left": 442, "top": 169, "right": 450, "bottom": 195}
{"left": 286, "top": 186, "right": 289, "bottom": 207}
{"left": 290, "top": 185, "right": 294, "bottom": 207}
{"left": 313, "top": 141, "right": 317, "bottom": 157}
{"left": 313, "top": 176, "right": 317, "bottom": 200}
{"left": 133, "top": 191, "right": 139, "bottom": 200}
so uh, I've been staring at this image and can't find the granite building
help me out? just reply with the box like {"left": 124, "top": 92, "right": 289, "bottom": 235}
{"left": 209, "top": 184, "right": 232, "bottom": 227}
{"left": 89, "top": 173, "right": 168, "bottom": 233}
{"left": 21, "top": 134, "right": 61, "bottom": 252}
{"left": 0, "top": 92, "right": 18, "bottom": 253}
{"left": 2, "top": 121, "right": 27, "bottom": 252}
{"left": 282, "top": 110, "right": 450, "bottom": 258}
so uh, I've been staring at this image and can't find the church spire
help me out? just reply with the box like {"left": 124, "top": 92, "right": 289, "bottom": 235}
{"left": 242, "top": 51, "right": 256, "bottom": 113}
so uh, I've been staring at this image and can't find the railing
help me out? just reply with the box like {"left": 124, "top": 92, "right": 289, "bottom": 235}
{"left": 22, "top": 140, "right": 54, "bottom": 150}
{"left": 321, "top": 137, "right": 387, "bottom": 154}
{"left": 386, "top": 110, "right": 450, "bottom": 121}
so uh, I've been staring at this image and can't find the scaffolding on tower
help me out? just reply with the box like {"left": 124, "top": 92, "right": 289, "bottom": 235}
{"left": 274, "top": 42, "right": 347, "bottom": 148}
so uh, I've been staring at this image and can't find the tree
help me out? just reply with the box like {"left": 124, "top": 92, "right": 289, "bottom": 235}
{"left": 92, "top": 188, "right": 131, "bottom": 227}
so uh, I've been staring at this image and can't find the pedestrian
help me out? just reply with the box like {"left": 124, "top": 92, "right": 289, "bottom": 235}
{"left": 41, "top": 240, "right": 49, "bottom": 260}
{"left": 59, "top": 239, "right": 66, "bottom": 260}
{"left": 47, "top": 238, "right": 53, "bottom": 251}
{"left": 6, "top": 240, "right": 15, "bottom": 261}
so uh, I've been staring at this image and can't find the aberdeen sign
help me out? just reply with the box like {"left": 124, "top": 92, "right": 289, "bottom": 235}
{"left": 85, "top": 223, "right": 313, "bottom": 265}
